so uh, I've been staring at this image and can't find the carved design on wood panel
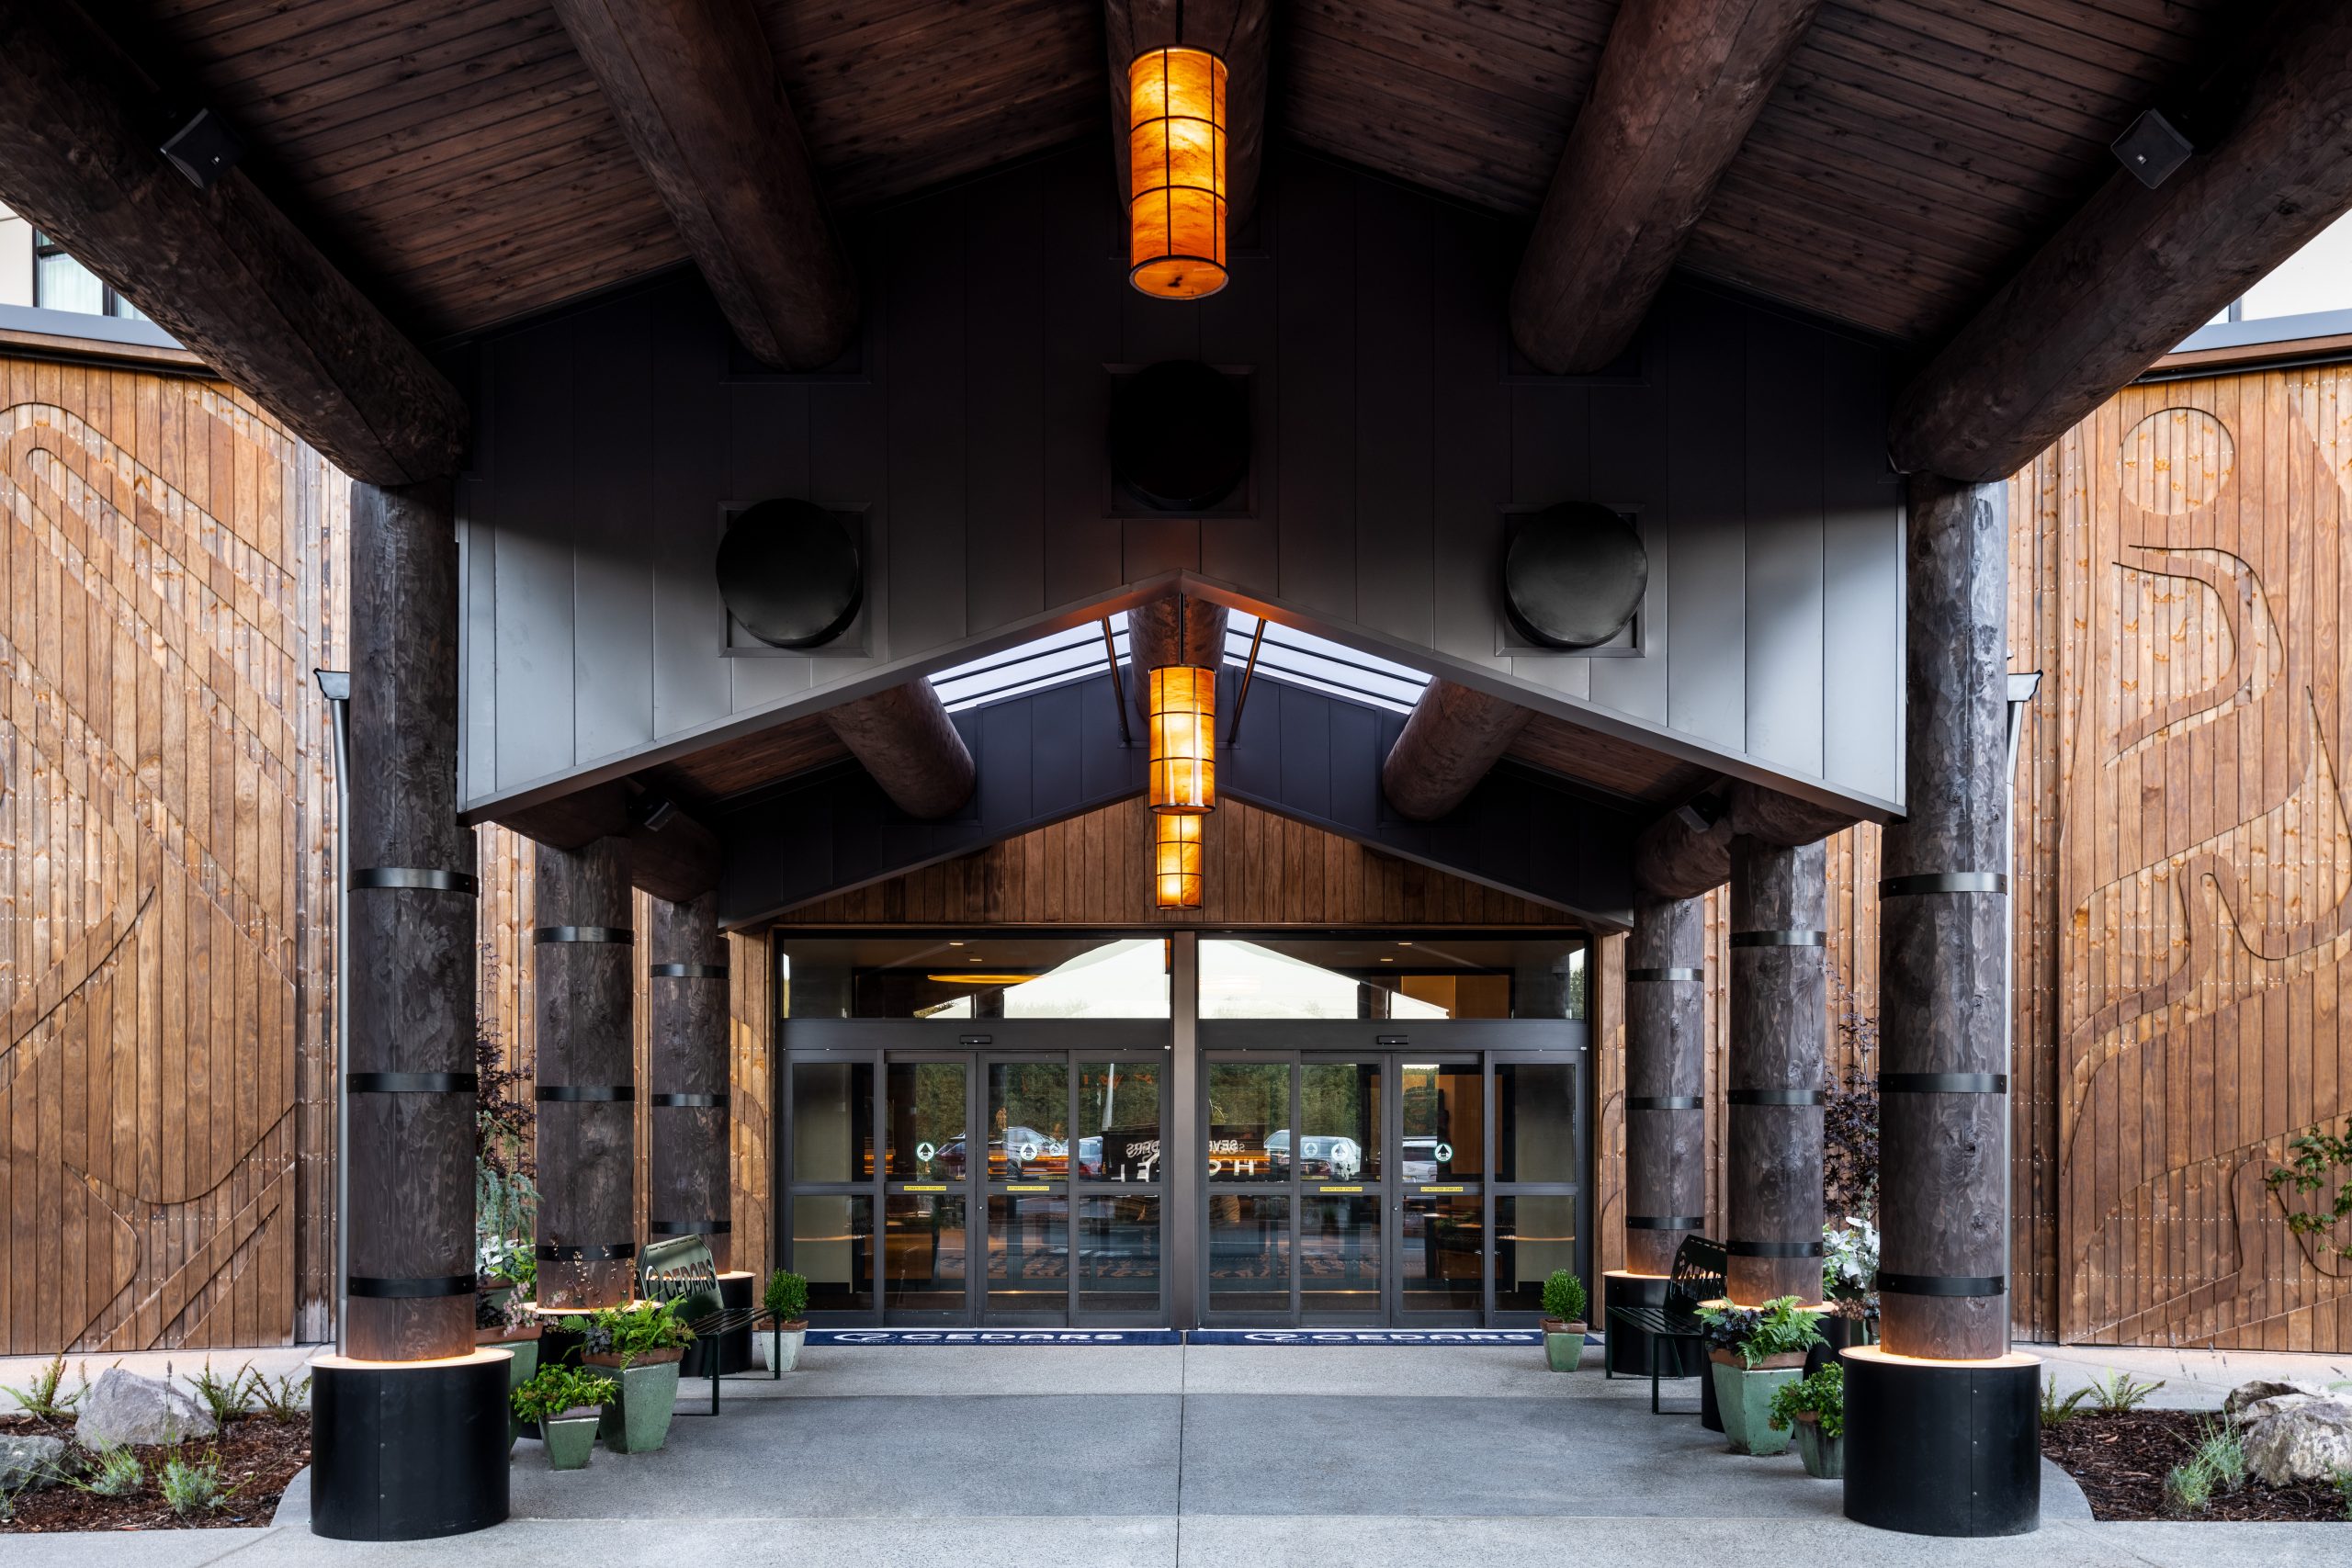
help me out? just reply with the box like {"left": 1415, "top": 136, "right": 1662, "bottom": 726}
{"left": 2059, "top": 379, "right": 2352, "bottom": 1347}
{"left": 0, "top": 385, "right": 336, "bottom": 1353}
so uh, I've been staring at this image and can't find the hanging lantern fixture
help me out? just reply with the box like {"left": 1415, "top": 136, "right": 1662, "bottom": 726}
{"left": 1154, "top": 809, "right": 1204, "bottom": 909}
{"left": 1127, "top": 47, "right": 1227, "bottom": 299}
{"left": 1148, "top": 662, "right": 1216, "bottom": 813}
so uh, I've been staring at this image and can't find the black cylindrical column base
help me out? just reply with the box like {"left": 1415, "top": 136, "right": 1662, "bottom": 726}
{"left": 1842, "top": 1347, "right": 2041, "bottom": 1537}
{"left": 1602, "top": 1271, "right": 1704, "bottom": 1379}
{"left": 311, "top": 1351, "right": 513, "bottom": 1541}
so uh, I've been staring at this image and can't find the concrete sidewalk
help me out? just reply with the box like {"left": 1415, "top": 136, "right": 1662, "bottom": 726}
{"left": 5, "top": 1339, "right": 2347, "bottom": 1566}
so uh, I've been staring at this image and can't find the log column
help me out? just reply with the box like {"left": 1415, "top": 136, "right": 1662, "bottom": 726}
{"left": 345, "top": 479, "right": 477, "bottom": 1361}
{"left": 1623, "top": 893, "right": 1706, "bottom": 1275}
{"left": 1724, "top": 836, "right": 1826, "bottom": 1305}
{"left": 534, "top": 838, "right": 638, "bottom": 1310}
{"left": 1841, "top": 476, "right": 2037, "bottom": 1540}
{"left": 648, "top": 892, "right": 730, "bottom": 1269}
{"left": 1878, "top": 472, "right": 2012, "bottom": 1358}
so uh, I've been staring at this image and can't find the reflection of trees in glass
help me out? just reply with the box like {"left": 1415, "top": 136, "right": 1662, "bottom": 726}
{"left": 992, "top": 1062, "right": 1069, "bottom": 1141}
{"left": 1302, "top": 1062, "right": 1374, "bottom": 1142}
{"left": 1080, "top": 1064, "right": 1159, "bottom": 1138}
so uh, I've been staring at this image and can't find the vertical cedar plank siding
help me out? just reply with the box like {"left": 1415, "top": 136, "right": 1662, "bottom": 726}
{"left": 0, "top": 362, "right": 345, "bottom": 1353}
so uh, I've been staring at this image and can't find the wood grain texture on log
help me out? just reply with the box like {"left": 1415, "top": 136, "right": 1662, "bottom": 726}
{"left": 346, "top": 480, "right": 476, "bottom": 1359}
{"left": 0, "top": 7, "right": 469, "bottom": 486}
{"left": 822, "top": 681, "right": 976, "bottom": 819}
{"left": 1725, "top": 783, "right": 1854, "bottom": 848}
{"left": 549, "top": 0, "right": 857, "bottom": 369}
{"left": 495, "top": 784, "right": 721, "bottom": 904}
{"left": 1624, "top": 893, "right": 1707, "bottom": 1276}
{"left": 1510, "top": 0, "right": 1823, "bottom": 374}
{"left": 1890, "top": 0, "right": 2352, "bottom": 481}
{"left": 1725, "top": 836, "right": 1826, "bottom": 1305}
{"left": 1383, "top": 680, "right": 1533, "bottom": 821}
{"left": 1104, "top": 0, "right": 1272, "bottom": 226}
{"left": 1634, "top": 801, "right": 1733, "bottom": 900}
{"left": 1126, "top": 595, "right": 1230, "bottom": 730}
{"left": 1878, "top": 473, "right": 2010, "bottom": 1359}
{"left": 649, "top": 893, "right": 730, "bottom": 1272}
{"left": 535, "top": 837, "right": 638, "bottom": 1310}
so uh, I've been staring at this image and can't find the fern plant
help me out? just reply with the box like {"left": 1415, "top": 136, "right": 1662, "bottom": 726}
{"left": 2039, "top": 1373, "right": 2090, "bottom": 1426}
{"left": 187, "top": 1360, "right": 252, "bottom": 1426}
{"left": 2086, "top": 1370, "right": 2164, "bottom": 1413}
{"left": 3, "top": 1353, "right": 81, "bottom": 1421}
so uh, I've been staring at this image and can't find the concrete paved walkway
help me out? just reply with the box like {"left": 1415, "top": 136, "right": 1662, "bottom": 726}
{"left": 5, "top": 1340, "right": 2347, "bottom": 1565}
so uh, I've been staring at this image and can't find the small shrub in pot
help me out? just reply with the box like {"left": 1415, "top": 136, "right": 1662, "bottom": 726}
{"left": 1769, "top": 1362, "right": 1846, "bottom": 1479}
{"left": 1539, "top": 1270, "right": 1588, "bottom": 1372}
{"left": 514, "top": 1365, "right": 616, "bottom": 1472}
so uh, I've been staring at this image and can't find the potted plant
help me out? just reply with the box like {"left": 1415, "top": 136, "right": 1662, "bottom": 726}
{"left": 1820, "top": 1215, "right": 1879, "bottom": 1349}
{"left": 513, "top": 1365, "right": 616, "bottom": 1472}
{"left": 1696, "top": 1296, "right": 1825, "bottom": 1456}
{"left": 1769, "top": 1361, "right": 1845, "bottom": 1479}
{"left": 763, "top": 1269, "right": 811, "bottom": 1372}
{"left": 1539, "top": 1269, "right": 1588, "bottom": 1372}
{"left": 562, "top": 1299, "right": 695, "bottom": 1453}
{"left": 476, "top": 1281, "right": 543, "bottom": 1449}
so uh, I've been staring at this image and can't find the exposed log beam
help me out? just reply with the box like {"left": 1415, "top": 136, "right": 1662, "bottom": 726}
{"left": 822, "top": 682, "right": 977, "bottom": 819}
{"left": 0, "top": 6, "right": 467, "bottom": 486}
{"left": 1510, "top": 0, "right": 1822, "bottom": 375}
{"left": 1125, "top": 594, "right": 1229, "bottom": 732}
{"left": 1105, "top": 0, "right": 1273, "bottom": 227}
{"left": 1633, "top": 781, "right": 1854, "bottom": 898}
{"left": 549, "top": 0, "right": 857, "bottom": 370}
{"left": 1382, "top": 680, "right": 1532, "bottom": 821}
{"left": 1890, "top": 0, "right": 2352, "bottom": 482}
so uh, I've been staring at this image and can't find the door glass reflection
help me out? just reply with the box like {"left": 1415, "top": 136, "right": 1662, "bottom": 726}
{"left": 884, "top": 1194, "right": 967, "bottom": 1313}
{"left": 790, "top": 1060, "right": 875, "bottom": 1182}
{"left": 989, "top": 1061, "right": 1070, "bottom": 1180}
{"left": 987, "top": 1194, "right": 1069, "bottom": 1316}
{"left": 1300, "top": 1195, "right": 1380, "bottom": 1317}
{"left": 1301, "top": 1059, "right": 1380, "bottom": 1182}
{"left": 1498, "top": 1195, "right": 1578, "bottom": 1314}
{"left": 1399, "top": 1195, "right": 1482, "bottom": 1313}
{"left": 1079, "top": 1195, "right": 1161, "bottom": 1314}
{"left": 1207, "top": 1194, "right": 1290, "bottom": 1313}
{"left": 1077, "top": 1061, "right": 1162, "bottom": 1181}
{"left": 1496, "top": 1062, "right": 1577, "bottom": 1183}
{"left": 1400, "top": 1062, "right": 1483, "bottom": 1181}
{"left": 1207, "top": 1061, "right": 1287, "bottom": 1181}
{"left": 791, "top": 1194, "right": 873, "bottom": 1313}
{"left": 887, "top": 1062, "right": 967, "bottom": 1180}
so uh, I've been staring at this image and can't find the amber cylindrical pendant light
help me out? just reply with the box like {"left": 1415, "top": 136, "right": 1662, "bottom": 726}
{"left": 1128, "top": 47, "right": 1227, "bottom": 299}
{"left": 1148, "top": 663, "right": 1216, "bottom": 813}
{"left": 1154, "top": 808, "right": 1204, "bottom": 909}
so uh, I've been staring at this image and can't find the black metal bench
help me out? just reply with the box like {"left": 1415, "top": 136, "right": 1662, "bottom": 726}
{"left": 639, "top": 1235, "right": 782, "bottom": 1415}
{"left": 1602, "top": 1235, "right": 1725, "bottom": 1414}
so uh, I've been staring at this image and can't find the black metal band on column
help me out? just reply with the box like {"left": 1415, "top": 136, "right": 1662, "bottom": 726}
{"left": 1625, "top": 1094, "right": 1702, "bottom": 1111}
{"left": 649, "top": 1091, "right": 729, "bottom": 1108}
{"left": 345, "top": 1273, "right": 476, "bottom": 1299}
{"left": 353, "top": 866, "right": 480, "bottom": 895}
{"left": 1878, "top": 1271, "right": 2006, "bottom": 1297}
{"left": 534, "top": 925, "right": 634, "bottom": 944}
{"left": 348, "top": 1072, "right": 478, "bottom": 1094}
{"left": 1726, "top": 1239, "right": 1826, "bottom": 1258}
{"left": 1883, "top": 1073, "right": 2007, "bottom": 1094}
{"left": 1726, "top": 1088, "right": 1824, "bottom": 1106}
{"left": 1728, "top": 929, "right": 1826, "bottom": 947}
{"left": 534, "top": 1084, "right": 635, "bottom": 1102}
{"left": 650, "top": 963, "right": 729, "bottom": 978}
{"left": 1626, "top": 966, "right": 1703, "bottom": 983}
{"left": 1879, "top": 871, "right": 2007, "bottom": 897}
{"left": 1624, "top": 1214, "right": 1706, "bottom": 1230}
{"left": 648, "top": 1219, "right": 734, "bottom": 1235}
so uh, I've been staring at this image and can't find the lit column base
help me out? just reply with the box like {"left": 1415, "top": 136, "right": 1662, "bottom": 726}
{"left": 311, "top": 1350, "right": 512, "bottom": 1541}
{"left": 1841, "top": 1346, "right": 2041, "bottom": 1537}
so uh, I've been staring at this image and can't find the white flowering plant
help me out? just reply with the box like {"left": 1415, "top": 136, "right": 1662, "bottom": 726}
{"left": 1821, "top": 1214, "right": 1879, "bottom": 1314}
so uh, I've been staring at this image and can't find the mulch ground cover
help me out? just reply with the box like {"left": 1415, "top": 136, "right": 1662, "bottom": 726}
{"left": 3, "top": 1414, "right": 310, "bottom": 1532}
{"left": 2041, "top": 1408, "right": 2348, "bottom": 1523}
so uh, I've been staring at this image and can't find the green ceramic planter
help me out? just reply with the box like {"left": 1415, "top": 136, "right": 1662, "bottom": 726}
{"left": 1542, "top": 1321, "right": 1586, "bottom": 1372}
{"left": 1793, "top": 1416, "right": 1843, "bottom": 1479}
{"left": 594, "top": 1356, "right": 683, "bottom": 1453}
{"left": 543, "top": 1411, "right": 599, "bottom": 1471}
{"left": 483, "top": 1335, "right": 540, "bottom": 1450}
{"left": 1710, "top": 1354, "right": 1804, "bottom": 1456}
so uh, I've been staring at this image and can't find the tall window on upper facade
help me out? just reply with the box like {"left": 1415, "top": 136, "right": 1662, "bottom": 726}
{"left": 32, "top": 232, "right": 141, "bottom": 320}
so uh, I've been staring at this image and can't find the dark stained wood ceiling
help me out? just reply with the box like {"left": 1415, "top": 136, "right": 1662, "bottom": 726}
{"left": 121, "top": 0, "right": 2245, "bottom": 347}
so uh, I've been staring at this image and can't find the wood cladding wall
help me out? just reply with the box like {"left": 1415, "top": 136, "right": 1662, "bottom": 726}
{"left": 458, "top": 141, "right": 1905, "bottom": 823}
{"left": 0, "top": 361, "right": 345, "bottom": 1354}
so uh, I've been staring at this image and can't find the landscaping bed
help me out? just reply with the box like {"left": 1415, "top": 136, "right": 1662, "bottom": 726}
{"left": 1, "top": 1412, "right": 308, "bottom": 1532}
{"left": 2041, "top": 1408, "right": 2347, "bottom": 1523}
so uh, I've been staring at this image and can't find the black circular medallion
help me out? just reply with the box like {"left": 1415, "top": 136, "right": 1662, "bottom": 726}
{"left": 1503, "top": 502, "right": 1648, "bottom": 649}
{"left": 1109, "top": 360, "right": 1250, "bottom": 512}
{"left": 716, "top": 499, "right": 862, "bottom": 649}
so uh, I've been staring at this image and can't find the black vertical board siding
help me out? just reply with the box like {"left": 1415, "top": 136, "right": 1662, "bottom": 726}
{"left": 1664, "top": 288, "right": 1748, "bottom": 752}
{"left": 571, "top": 294, "right": 656, "bottom": 763}
{"left": 1198, "top": 180, "right": 1279, "bottom": 590}
{"left": 649, "top": 280, "right": 735, "bottom": 740}
{"left": 1041, "top": 152, "right": 1123, "bottom": 608}
{"left": 1430, "top": 212, "right": 1510, "bottom": 671}
{"left": 884, "top": 197, "right": 968, "bottom": 659}
{"left": 1589, "top": 324, "right": 1674, "bottom": 725}
{"left": 1352, "top": 175, "right": 1435, "bottom": 649}
{"left": 491, "top": 321, "right": 576, "bottom": 786}
{"left": 1742, "top": 307, "right": 1826, "bottom": 779}
{"left": 965, "top": 164, "right": 1047, "bottom": 634}
{"left": 1274, "top": 157, "right": 1357, "bottom": 621}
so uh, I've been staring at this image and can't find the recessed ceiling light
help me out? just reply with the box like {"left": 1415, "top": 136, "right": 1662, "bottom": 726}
{"left": 1397, "top": 942, "right": 1413, "bottom": 947}
{"left": 969, "top": 957, "right": 982, "bottom": 964}
{"left": 1381, "top": 956, "right": 1395, "bottom": 963}
{"left": 949, "top": 941, "right": 966, "bottom": 947}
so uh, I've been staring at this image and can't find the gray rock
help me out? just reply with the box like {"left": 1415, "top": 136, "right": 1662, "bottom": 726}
{"left": 74, "top": 1368, "right": 217, "bottom": 1449}
{"left": 0, "top": 1433, "right": 67, "bottom": 1493}
{"left": 2228, "top": 1379, "right": 2352, "bottom": 1486}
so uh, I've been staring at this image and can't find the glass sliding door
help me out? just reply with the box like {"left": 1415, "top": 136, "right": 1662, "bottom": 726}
{"left": 1492, "top": 1055, "right": 1584, "bottom": 1319}
{"left": 1396, "top": 1059, "right": 1485, "bottom": 1319}
{"left": 1075, "top": 1056, "right": 1165, "bottom": 1320}
{"left": 885, "top": 1056, "right": 973, "bottom": 1318}
{"left": 1298, "top": 1058, "right": 1383, "bottom": 1320}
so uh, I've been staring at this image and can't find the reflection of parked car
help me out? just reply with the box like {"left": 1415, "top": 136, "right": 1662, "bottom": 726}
{"left": 1401, "top": 1136, "right": 1444, "bottom": 1182}
{"left": 930, "top": 1129, "right": 1069, "bottom": 1179}
{"left": 1264, "top": 1130, "right": 1363, "bottom": 1179}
